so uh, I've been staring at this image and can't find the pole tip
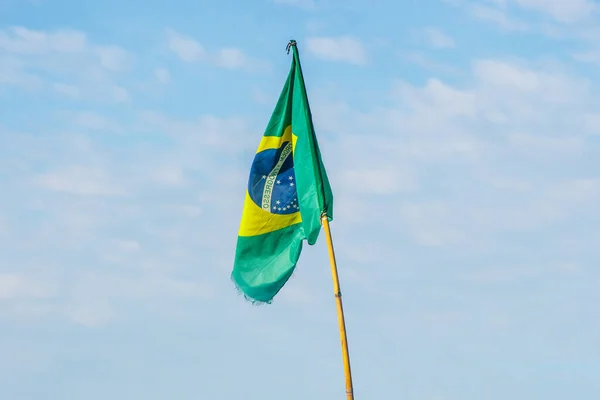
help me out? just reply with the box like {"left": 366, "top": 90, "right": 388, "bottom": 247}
{"left": 286, "top": 40, "right": 297, "bottom": 54}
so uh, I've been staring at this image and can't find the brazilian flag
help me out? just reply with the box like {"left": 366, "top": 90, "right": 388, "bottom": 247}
{"left": 232, "top": 41, "right": 333, "bottom": 304}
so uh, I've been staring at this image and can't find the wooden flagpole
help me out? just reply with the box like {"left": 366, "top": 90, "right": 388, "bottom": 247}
{"left": 321, "top": 214, "right": 355, "bottom": 400}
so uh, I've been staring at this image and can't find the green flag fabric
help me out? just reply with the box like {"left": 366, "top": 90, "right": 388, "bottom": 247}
{"left": 231, "top": 41, "right": 333, "bottom": 304}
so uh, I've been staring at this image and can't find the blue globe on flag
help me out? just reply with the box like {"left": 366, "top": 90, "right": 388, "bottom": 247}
{"left": 248, "top": 141, "right": 299, "bottom": 215}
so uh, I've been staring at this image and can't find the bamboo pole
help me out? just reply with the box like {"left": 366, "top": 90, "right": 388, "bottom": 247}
{"left": 321, "top": 214, "right": 354, "bottom": 400}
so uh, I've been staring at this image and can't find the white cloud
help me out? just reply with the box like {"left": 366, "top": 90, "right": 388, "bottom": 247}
{"left": 57, "top": 110, "right": 123, "bottom": 131}
{"left": 1, "top": 18, "right": 599, "bottom": 399}
{"left": 151, "top": 165, "right": 188, "bottom": 186}
{"left": 341, "top": 166, "right": 418, "bottom": 194}
{"left": 424, "top": 27, "right": 456, "bottom": 48}
{"left": 0, "top": 274, "right": 54, "bottom": 299}
{"left": 252, "top": 88, "right": 270, "bottom": 104}
{"left": 95, "top": 45, "right": 132, "bottom": 71}
{"left": 394, "top": 78, "right": 477, "bottom": 117}
{"left": 165, "top": 28, "right": 205, "bottom": 62}
{"left": 109, "top": 85, "right": 130, "bottom": 102}
{"left": 154, "top": 67, "right": 171, "bottom": 83}
{"left": 0, "top": 215, "right": 7, "bottom": 238}
{"left": 215, "top": 48, "right": 247, "bottom": 69}
{"left": 0, "top": 26, "right": 133, "bottom": 103}
{"left": 53, "top": 83, "right": 129, "bottom": 102}
{"left": 474, "top": 59, "right": 540, "bottom": 89}
{"left": 0, "top": 27, "right": 132, "bottom": 71}
{"left": 165, "top": 29, "right": 263, "bottom": 71}
{"left": 0, "top": 56, "right": 41, "bottom": 88}
{"left": 403, "top": 53, "right": 459, "bottom": 75}
{"left": 0, "top": 26, "right": 87, "bottom": 54}
{"left": 164, "top": 204, "right": 202, "bottom": 218}
{"left": 460, "top": 264, "right": 541, "bottom": 284}
{"left": 272, "top": 0, "right": 315, "bottom": 9}
{"left": 68, "top": 303, "right": 115, "bottom": 328}
{"left": 115, "top": 239, "right": 141, "bottom": 252}
{"left": 35, "top": 165, "right": 127, "bottom": 196}
{"left": 468, "top": 3, "right": 529, "bottom": 31}
{"left": 513, "top": 0, "right": 596, "bottom": 23}
{"left": 309, "top": 57, "right": 599, "bottom": 250}
{"left": 507, "top": 132, "right": 583, "bottom": 158}
{"left": 136, "top": 111, "right": 254, "bottom": 155}
{"left": 215, "top": 48, "right": 268, "bottom": 71}
{"left": 306, "top": 36, "right": 367, "bottom": 65}
{"left": 472, "top": 59, "right": 588, "bottom": 104}
{"left": 52, "top": 82, "right": 80, "bottom": 97}
{"left": 454, "top": 0, "right": 596, "bottom": 30}
{"left": 52, "top": 83, "right": 129, "bottom": 102}
{"left": 572, "top": 50, "right": 600, "bottom": 65}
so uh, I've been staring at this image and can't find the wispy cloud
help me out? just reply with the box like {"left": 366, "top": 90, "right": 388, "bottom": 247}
{"left": 306, "top": 36, "right": 367, "bottom": 65}
{"left": 424, "top": 27, "right": 456, "bottom": 48}
{"left": 215, "top": 48, "right": 248, "bottom": 69}
{"left": 2, "top": 4, "right": 600, "bottom": 397}
{"left": 572, "top": 50, "right": 600, "bottom": 65}
{"left": 513, "top": 0, "right": 597, "bottom": 24}
{"left": 0, "top": 55, "right": 42, "bottom": 87}
{"left": 310, "top": 57, "right": 599, "bottom": 253}
{"left": 165, "top": 28, "right": 205, "bottom": 62}
{"left": 403, "top": 52, "right": 460, "bottom": 75}
{"left": 468, "top": 3, "right": 529, "bottom": 31}
{"left": 450, "top": 0, "right": 598, "bottom": 34}
{"left": 94, "top": 45, "right": 132, "bottom": 71}
{"left": 154, "top": 67, "right": 171, "bottom": 83}
{"left": 165, "top": 28, "right": 268, "bottom": 71}
{"left": 0, "top": 26, "right": 133, "bottom": 102}
{"left": 0, "top": 274, "right": 55, "bottom": 299}
{"left": 0, "top": 26, "right": 87, "bottom": 54}
{"left": 35, "top": 165, "right": 128, "bottom": 197}
{"left": 272, "top": 0, "right": 315, "bottom": 9}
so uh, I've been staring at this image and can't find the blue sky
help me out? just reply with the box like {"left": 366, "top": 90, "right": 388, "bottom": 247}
{"left": 1, "top": 0, "right": 600, "bottom": 399}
